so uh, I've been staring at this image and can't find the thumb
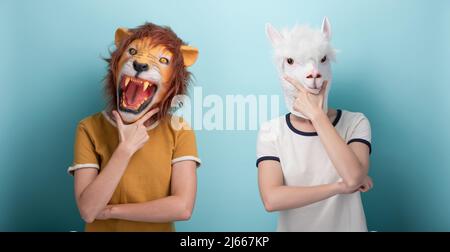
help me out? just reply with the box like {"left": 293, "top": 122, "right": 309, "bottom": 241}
{"left": 137, "top": 108, "right": 160, "bottom": 125}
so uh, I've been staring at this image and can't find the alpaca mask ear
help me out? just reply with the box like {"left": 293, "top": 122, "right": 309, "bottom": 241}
{"left": 181, "top": 45, "right": 199, "bottom": 67}
{"left": 266, "top": 23, "right": 283, "bottom": 46}
{"left": 321, "top": 17, "right": 332, "bottom": 41}
{"left": 115, "top": 27, "right": 132, "bottom": 48}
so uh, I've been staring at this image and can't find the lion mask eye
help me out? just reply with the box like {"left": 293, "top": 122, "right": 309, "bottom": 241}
{"left": 128, "top": 48, "right": 137, "bottom": 56}
{"left": 159, "top": 57, "right": 170, "bottom": 65}
{"left": 321, "top": 55, "right": 327, "bottom": 63}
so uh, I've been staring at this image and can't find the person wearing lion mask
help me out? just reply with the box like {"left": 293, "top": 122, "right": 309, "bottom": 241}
{"left": 67, "top": 23, "right": 200, "bottom": 232}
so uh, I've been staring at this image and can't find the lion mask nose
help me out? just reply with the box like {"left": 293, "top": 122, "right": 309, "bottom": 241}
{"left": 133, "top": 61, "right": 149, "bottom": 74}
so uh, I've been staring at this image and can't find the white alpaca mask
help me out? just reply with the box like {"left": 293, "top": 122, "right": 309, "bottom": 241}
{"left": 266, "top": 17, "right": 337, "bottom": 119}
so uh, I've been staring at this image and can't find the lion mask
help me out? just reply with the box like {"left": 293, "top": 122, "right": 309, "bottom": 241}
{"left": 105, "top": 23, "right": 199, "bottom": 123}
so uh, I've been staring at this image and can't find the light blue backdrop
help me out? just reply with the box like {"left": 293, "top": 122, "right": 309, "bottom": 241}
{"left": 1, "top": 0, "right": 449, "bottom": 231}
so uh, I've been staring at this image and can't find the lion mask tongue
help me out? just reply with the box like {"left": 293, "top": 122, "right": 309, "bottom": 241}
{"left": 125, "top": 80, "right": 146, "bottom": 108}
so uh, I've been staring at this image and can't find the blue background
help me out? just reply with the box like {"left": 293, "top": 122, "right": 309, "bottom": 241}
{"left": 1, "top": 0, "right": 449, "bottom": 231}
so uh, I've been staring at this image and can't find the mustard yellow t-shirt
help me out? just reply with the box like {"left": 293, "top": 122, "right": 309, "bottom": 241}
{"left": 68, "top": 111, "right": 200, "bottom": 232}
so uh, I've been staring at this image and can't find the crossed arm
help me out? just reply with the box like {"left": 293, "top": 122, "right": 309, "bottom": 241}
{"left": 74, "top": 155, "right": 197, "bottom": 223}
{"left": 258, "top": 160, "right": 342, "bottom": 212}
{"left": 258, "top": 140, "right": 370, "bottom": 212}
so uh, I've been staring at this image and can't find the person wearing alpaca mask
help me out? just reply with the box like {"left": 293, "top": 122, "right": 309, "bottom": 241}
{"left": 68, "top": 23, "right": 200, "bottom": 232}
{"left": 257, "top": 17, "right": 373, "bottom": 232}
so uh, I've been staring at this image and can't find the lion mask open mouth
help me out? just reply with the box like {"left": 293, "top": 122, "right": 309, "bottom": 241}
{"left": 118, "top": 75, "right": 158, "bottom": 114}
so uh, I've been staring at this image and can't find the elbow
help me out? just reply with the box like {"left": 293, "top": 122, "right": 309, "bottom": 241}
{"left": 178, "top": 208, "right": 193, "bottom": 221}
{"left": 176, "top": 199, "right": 194, "bottom": 221}
{"left": 76, "top": 194, "right": 98, "bottom": 224}
{"left": 343, "top": 181, "right": 359, "bottom": 191}
{"left": 344, "top": 175, "right": 365, "bottom": 190}
{"left": 263, "top": 201, "right": 276, "bottom": 213}
{"left": 262, "top": 194, "right": 277, "bottom": 213}
{"left": 344, "top": 163, "right": 369, "bottom": 190}
{"left": 83, "top": 217, "right": 96, "bottom": 224}
{"left": 80, "top": 210, "right": 96, "bottom": 224}
{"left": 78, "top": 205, "right": 97, "bottom": 224}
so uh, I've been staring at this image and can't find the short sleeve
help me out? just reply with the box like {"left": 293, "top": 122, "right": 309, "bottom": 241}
{"left": 172, "top": 120, "right": 201, "bottom": 167}
{"left": 347, "top": 114, "right": 372, "bottom": 154}
{"left": 256, "top": 121, "right": 280, "bottom": 167}
{"left": 67, "top": 122, "right": 100, "bottom": 175}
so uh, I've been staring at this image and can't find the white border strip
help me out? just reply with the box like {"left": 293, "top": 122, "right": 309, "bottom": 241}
{"left": 67, "top": 163, "right": 100, "bottom": 175}
{"left": 172, "top": 156, "right": 202, "bottom": 168}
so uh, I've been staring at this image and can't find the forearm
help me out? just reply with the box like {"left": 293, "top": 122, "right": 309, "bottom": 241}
{"left": 262, "top": 183, "right": 340, "bottom": 212}
{"left": 109, "top": 196, "right": 192, "bottom": 223}
{"left": 311, "top": 112, "right": 367, "bottom": 187}
{"left": 77, "top": 144, "right": 132, "bottom": 222}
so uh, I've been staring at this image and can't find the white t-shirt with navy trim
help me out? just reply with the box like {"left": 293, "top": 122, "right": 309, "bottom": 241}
{"left": 256, "top": 109, "right": 372, "bottom": 232}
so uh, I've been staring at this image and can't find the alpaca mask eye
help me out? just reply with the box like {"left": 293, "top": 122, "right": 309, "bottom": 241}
{"left": 287, "top": 58, "right": 294, "bottom": 65}
{"left": 321, "top": 56, "right": 327, "bottom": 63}
{"left": 159, "top": 57, "right": 170, "bottom": 65}
{"left": 128, "top": 48, "right": 137, "bottom": 56}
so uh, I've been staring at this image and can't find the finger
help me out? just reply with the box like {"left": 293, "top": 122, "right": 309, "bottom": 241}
{"left": 359, "top": 185, "right": 368, "bottom": 192}
{"left": 319, "top": 81, "right": 328, "bottom": 96}
{"left": 140, "top": 135, "right": 149, "bottom": 146}
{"left": 293, "top": 92, "right": 305, "bottom": 101}
{"left": 112, "top": 110, "right": 124, "bottom": 128}
{"left": 366, "top": 182, "right": 372, "bottom": 191}
{"left": 367, "top": 178, "right": 373, "bottom": 188}
{"left": 284, "top": 76, "right": 305, "bottom": 92}
{"left": 137, "top": 108, "right": 160, "bottom": 124}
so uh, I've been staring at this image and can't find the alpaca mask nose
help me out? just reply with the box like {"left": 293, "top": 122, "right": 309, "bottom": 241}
{"left": 306, "top": 69, "right": 322, "bottom": 79}
{"left": 133, "top": 61, "right": 149, "bottom": 74}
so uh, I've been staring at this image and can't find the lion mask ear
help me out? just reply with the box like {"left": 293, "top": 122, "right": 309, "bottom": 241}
{"left": 181, "top": 45, "right": 199, "bottom": 67}
{"left": 115, "top": 27, "right": 132, "bottom": 48}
